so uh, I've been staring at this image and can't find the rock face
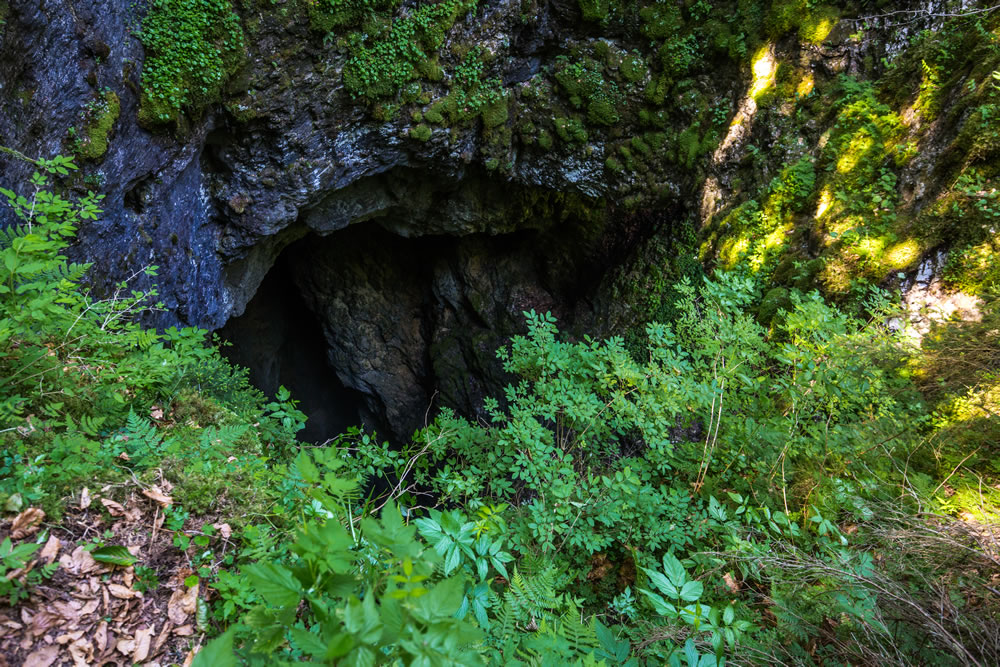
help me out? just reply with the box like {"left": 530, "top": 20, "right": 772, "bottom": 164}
{"left": 0, "top": 0, "right": 978, "bottom": 438}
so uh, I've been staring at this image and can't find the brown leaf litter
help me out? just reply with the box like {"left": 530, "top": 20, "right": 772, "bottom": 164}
{"left": 0, "top": 485, "right": 225, "bottom": 666}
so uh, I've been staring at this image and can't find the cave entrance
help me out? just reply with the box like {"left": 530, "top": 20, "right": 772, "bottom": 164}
{"left": 217, "top": 249, "right": 365, "bottom": 444}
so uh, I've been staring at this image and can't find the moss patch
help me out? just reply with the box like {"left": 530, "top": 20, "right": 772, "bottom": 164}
{"left": 72, "top": 90, "right": 120, "bottom": 161}
{"left": 138, "top": 0, "right": 245, "bottom": 128}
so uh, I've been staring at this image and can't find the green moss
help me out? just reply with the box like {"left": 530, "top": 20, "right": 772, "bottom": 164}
{"left": 578, "top": 0, "right": 609, "bottom": 23}
{"left": 799, "top": 5, "right": 839, "bottom": 44}
{"left": 73, "top": 91, "right": 120, "bottom": 161}
{"left": 308, "top": 0, "right": 400, "bottom": 32}
{"left": 424, "top": 104, "right": 445, "bottom": 124}
{"left": 554, "top": 56, "right": 621, "bottom": 127}
{"left": 481, "top": 98, "right": 509, "bottom": 128}
{"left": 630, "top": 135, "right": 651, "bottom": 157}
{"left": 757, "top": 287, "right": 792, "bottom": 326}
{"left": 409, "top": 123, "right": 433, "bottom": 142}
{"left": 619, "top": 52, "right": 647, "bottom": 83}
{"left": 342, "top": 0, "right": 478, "bottom": 101}
{"left": 605, "top": 156, "right": 623, "bottom": 172}
{"left": 537, "top": 129, "right": 553, "bottom": 150}
{"left": 765, "top": 0, "right": 805, "bottom": 37}
{"left": 138, "top": 0, "right": 245, "bottom": 128}
{"left": 554, "top": 116, "right": 588, "bottom": 144}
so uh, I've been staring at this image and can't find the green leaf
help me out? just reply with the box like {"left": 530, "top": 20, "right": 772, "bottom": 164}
{"left": 661, "top": 553, "right": 687, "bottom": 586}
{"left": 679, "top": 580, "right": 704, "bottom": 603}
{"left": 295, "top": 452, "right": 320, "bottom": 483}
{"left": 290, "top": 626, "right": 329, "bottom": 657}
{"left": 91, "top": 545, "right": 137, "bottom": 567}
{"left": 723, "top": 604, "right": 735, "bottom": 626}
{"left": 639, "top": 589, "right": 677, "bottom": 618}
{"left": 444, "top": 545, "right": 461, "bottom": 575}
{"left": 642, "top": 567, "right": 678, "bottom": 598}
{"left": 244, "top": 562, "right": 303, "bottom": 608}
{"left": 192, "top": 627, "right": 237, "bottom": 667}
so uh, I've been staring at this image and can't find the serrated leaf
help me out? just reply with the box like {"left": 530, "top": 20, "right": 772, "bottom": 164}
{"left": 444, "top": 545, "right": 461, "bottom": 575}
{"left": 244, "top": 562, "right": 302, "bottom": 608}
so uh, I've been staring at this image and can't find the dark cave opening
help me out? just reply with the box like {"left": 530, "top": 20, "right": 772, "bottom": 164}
{"left": 217, "top": 248, "right": 367, "bottom": 444}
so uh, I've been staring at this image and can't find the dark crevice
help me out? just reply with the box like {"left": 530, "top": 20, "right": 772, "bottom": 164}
{"left": 217, "top": 251, "right": 367, "bottom": 444}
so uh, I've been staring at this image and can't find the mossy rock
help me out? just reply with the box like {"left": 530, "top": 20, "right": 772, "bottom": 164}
{"left": 578, "top": 0, "right": 609, "bottom": 23}
{"left": 409, "top": 124, "right": 433, "bottom": 142}
{"left": 620, "top": 52, "right": 647, "bottom": 83}
{"left": 75, "top": 91, "right": 120, "bottom": 161}
{"left": 537, "top": 129, "right": 554, "bottom": 151}
{"left": 757, "top": 287, "right": 792, "bottom": 326}
{"left": 481, "top": 98, "right": 509, "bottom": 128}
{"left": 308, "top": 0, "right": 401, "bottom": 33}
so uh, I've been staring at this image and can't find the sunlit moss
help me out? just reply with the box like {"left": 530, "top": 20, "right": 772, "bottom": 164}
{"left": 855, "top": 235, "right": 887, "bottom": 258}
{"left": 883, "top": 239, "right": 921, "bottom": 270}
{"left": 796, "top": 72, "right": 815, "bottom": 97}
{"left": 820, "top": 256, "right": 853, "bottom": 292}
{"left": 750, "top": 44, "right": 777, "bottom": 101}
{"left": 720, "top": 235, "right": 751, "bottom": 268}
{"left": 798, "top": 6, "right": 838, "bottom": 45}
{"left": 836, "top": 134, "right": 874, "bottom": 174}
{"left": 815, "top": 187, "right": 833, "bottom": 219}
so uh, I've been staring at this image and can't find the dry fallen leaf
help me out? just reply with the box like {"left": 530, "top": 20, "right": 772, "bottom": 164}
{"left": 167, "top": 583, "right": 199, "bottom": 625}
{"left": 67, "top": 638, "right": 92, "bottom": 667}
{"left": 27, "top": 609, "right": 65, "bottom": 638}
{"left": 150, "top": 405, "right": 164, "bottom": 420}
{"left": 52, "top": 600, "right": 83, "bottom": 622}
{"left": 142, "top": 486, "right": 173, "bottom": 507}
{"left": 133, "top": 626, "right": 154, "bottom": 662}
{"left": 723, "top": 572, "right": 741, "bottom": 593}
{"left": 94, "top": 620, "right": 108, "bottom": 653}
{"left": 173, "top": 624, "right": 194, "bottom": 636}
{"left": 59, "top": 546, "right": 108, "bottom": 576}
{"left": 56, "top": 630, "right": 85, "bottom": 644}
{"left": 79, "top": 598, "right": 100, "bottom": 616}
{"left": 79, "top": 487, "right": 91, "bottom": 510}
{"left": 22, "top": 644, "right": 60, "bottom": 667}
{"left": 101, "top": 498, "right": 126, "bottom": 517}
{"left": 153, "top": 621, "right": 173, "bottom": 654}
{"left": 116, "top": 636, "right": 136, "bottom": 656}
{"left": 38, "top": 534, "right": 60, "bottom": 564}
{"left": 213, "top": 522, "right": 232, "bottom": 540}
{"left": 107, "top": 583, "right": 141, "bottom": 600}
{"left": 10, "top": 507, "right": 45, "bottom": 539}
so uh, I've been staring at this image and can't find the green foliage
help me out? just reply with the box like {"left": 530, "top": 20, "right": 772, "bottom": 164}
{"left": 0, "top": 536, "right": 42, "bottom": 604}
{"left": 308, "top": 0, "right": 400, "bottom": 32}
{"left": 239, "top": 452, "right": 485, "bottom": 664}
{"left": 139, "top": 0, "right": 245, "bottom": 126}
{"left": 341, "top": 0, "right": 479, "bottom": 101}
{"left": 4, "top": 130, "right": 997, "bottom": 665}
{"left": 0, "top": 154, "right": 303, "bottom": 520}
